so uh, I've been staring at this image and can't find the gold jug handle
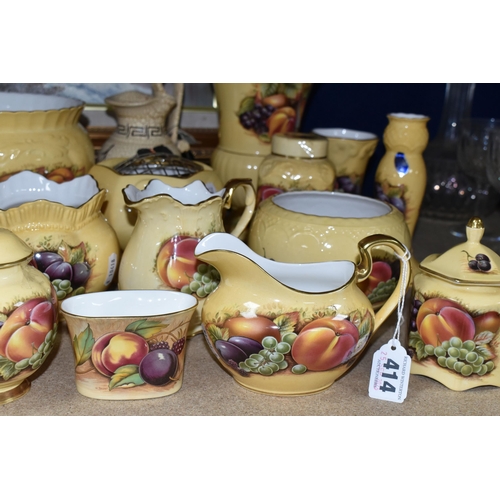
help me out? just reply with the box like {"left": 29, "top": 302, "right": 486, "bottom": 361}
{"left": 356, "top": 234, "right": 412, "bottom": 333}
{"left": 223, "top": 179, "right": 256, "bottom": 239}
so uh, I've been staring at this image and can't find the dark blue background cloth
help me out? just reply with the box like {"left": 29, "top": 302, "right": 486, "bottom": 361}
{"left": 300, "top": 83, "right": 500, "bottom": 196}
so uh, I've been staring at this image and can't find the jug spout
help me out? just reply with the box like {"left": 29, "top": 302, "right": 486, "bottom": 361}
{"left": 195, "top": 232, "right": 356, "bottom": 294}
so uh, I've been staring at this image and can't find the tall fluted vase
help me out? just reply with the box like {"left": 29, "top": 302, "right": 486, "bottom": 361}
{"left": 374, "top": 113, "right": 430, "bottom": 237}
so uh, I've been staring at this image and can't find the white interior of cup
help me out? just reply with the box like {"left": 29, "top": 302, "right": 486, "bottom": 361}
{"left": 61, "top": 290, "right": 197, "bottom": 318}
{"left": 0, "top": 171, "right": 100, "bottom": 209}
{"left": 272, "top": 191, "right": 391, "bottom": 218}
{"left": 0, "top": 92, "right": 83, "bottom": 112}
{"left": 124, "top": 179, "right": 225, "bottom": 205}
{"left": 313, "top": 127, "right": 377, "bottom": 141}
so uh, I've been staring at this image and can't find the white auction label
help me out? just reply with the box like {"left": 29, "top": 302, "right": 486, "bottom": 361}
{"left": 368, "top": 338, "right": 411, "bottom": 403}
{"left": 104, "top": 253, "right": 118, "bottom": 286}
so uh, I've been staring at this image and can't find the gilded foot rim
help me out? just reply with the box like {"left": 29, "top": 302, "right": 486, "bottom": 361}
{"left": 0, "top": 379, "right": 30, "bottom": 405}
{"left": 232, "top": 378, "right": 333, "bottom": 397}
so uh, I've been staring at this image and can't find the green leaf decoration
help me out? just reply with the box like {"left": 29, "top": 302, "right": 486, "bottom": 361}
{"left": 109, "top": 365, "right": 145, "bottom": 390}
{"left": 125, "top": 319, "right": 164, "bottom": 339}
{"left": 0, "top": 356, "right": 19, "bottom": 381}
{"left": 475, "top": 344, "right": 493, "bottom": 360}
{"left": 358, "top": 312, "right": 374, "bottom": 339}
{"left": 237, "top": 96, "right": 255, "bottom": 116}
{"left": 274, "top": 313, "right": 298, "bottom": 336}
{"left": 475, "top": 331, "right": 495, "bottom": 345}
{"left": 59, "top": 241, "right": 87, "bottom": 265}
{"left": 282, "top": 83, "right": 302, "bottom": 100}
{"left": 260, "top": 83, "right": 278, "bottom": 98}
{"left": 414, "top": 340, "right": 427, "bottom": 361}
{"left": 72, "top": 325, "right": 95, "bottom": 366}
{"left": 408, "top": 331, "right": 423, "bottom": 349}
{"left": 207, "top": 324, "right": 229, "bottom": 343}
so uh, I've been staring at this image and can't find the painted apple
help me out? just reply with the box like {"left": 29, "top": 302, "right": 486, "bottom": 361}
{"left": 291, "top": 317, "right": 360, "bottom": 371}
{"left": 91, "top": 331, "right": 149, "bottom": 377}
{"left": 359, "top": 261, "right": 393, "bottom": 295}
{"left": 224, "top": 316, "right": 281, "bottom": 344}
{"left": 473, "top": 311, "right": 500, "bottom": 336}
{"left": 257, "top": 185, "right": 284, "bottom": 204}
{"left": 416, "top": 297, "right": 475, "bottom": 347}
{"left": 157, "top": 235, "right": 201, "bottom": 289}
{"left": 0, "top": 297, "right": 56, "bottom": 362}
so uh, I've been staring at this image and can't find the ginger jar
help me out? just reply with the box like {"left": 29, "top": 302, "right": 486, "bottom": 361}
{"left": 407, "top": 217, "right": 500, "bottom": 390}
{"left": 0, "top": 228, "right": 58, "bottom": 404}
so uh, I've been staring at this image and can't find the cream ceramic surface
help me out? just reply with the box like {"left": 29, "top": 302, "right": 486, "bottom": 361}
{"left": 98, "top": 84, "right": 184, "bottom": 161}
{"left": 408, "top": 217, "right": 500, "bottom": 390}
{"left": 89, "top": 156, "right": 223, "bottom": 250}
{"left": 211, "top": 83, "right": 311, "bottom": 207}
{"left": 194, "top": 232, "right": 410, "bottom": 396}
{"left": 374, "top": 113, "right": 429, "bottom": 236}
{"left": 0, "top": 92, "right": 94, "bottom": 181}
{"left": 0, "top": 171, "right": 121, "bottom": 305}
{"left": 313, "top": 127, "right": 378, "bottom": 194}
{"left": 257, "top": 132, "right": 335, "bottom": 203}
{"left": 248, "top": 190, "right": 414, "bottom": 309}
{"left": 61, "top": 290, "right": 197, "bottom": 400}
{"left": 0, "top": 228, "right": 58, "bottom": 404}
{"left": 118, "top": 178, "right": 256, "bottom": 337}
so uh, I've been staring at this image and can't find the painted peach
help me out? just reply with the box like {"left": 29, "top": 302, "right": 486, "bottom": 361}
{"left": 157, "top": 235, "right": 200, "bottom": 289}
{"left": 267, "top": 107, "right": 296, "bottom": 136}
{"left": 262, "top": 94, "right": 288, "bottom": 108}
{"left": 416, "top": 298, "right": 475, "bottom": 347}
{"left": 91, "top": 331, "right": 149, "bottom": 377}
{"left": 0, "top": 297, "right": 56, "bottom": 362}
{"left": 224, "top": 316, "right": 281, "bottom": 344}
{"left": 46, "top": 167, "right": 75, "bottom": 183}
{"left": 291, "top": 317, "right": 360, "bottom": 371}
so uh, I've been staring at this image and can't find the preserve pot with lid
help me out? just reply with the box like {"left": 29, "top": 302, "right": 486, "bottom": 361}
{"left": 407, "top": 217, "right": 500, "bottom": 390}
{"left": 256, "top": 132, "right": 335, "bottom": 203}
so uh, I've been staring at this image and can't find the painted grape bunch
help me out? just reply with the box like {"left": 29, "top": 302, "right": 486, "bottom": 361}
{"left": 463, "top": 250, "right": 492, "bottom": 272}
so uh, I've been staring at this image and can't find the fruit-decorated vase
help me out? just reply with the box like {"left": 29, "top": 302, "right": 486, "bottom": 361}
{"left": 194, "top": 232, "right": 411, "bottom": 396}
{"left": 0, "top": 228, "right": 58, "bottom": 404}
{"left": 61, "top": 290, "right": 197, "bottom": 400}
{"left": 89, "top": 154, "right": 223, "bottom": 251}
{"left": 211, "top": 83, "right": 312, "bottom": 207}
{"left": 374, "top": 113, "right": 430, "bottom": 237}
{"left": 118, "top": 178, "right": 256, "bottom": 337}
{"left": 247, "top": 190, "right": 415, "bottom": 311}
{"left": 0, "top": 171, "right": 121, "bottom": 308}
{"left": 313, "top": 127, "right": 378, "bottom": 194}
{"left": 408, "top": 217, "right": 500, "bottom": 391}
{"left": 0, "top": 92, "right": 94, "bottom": 182}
